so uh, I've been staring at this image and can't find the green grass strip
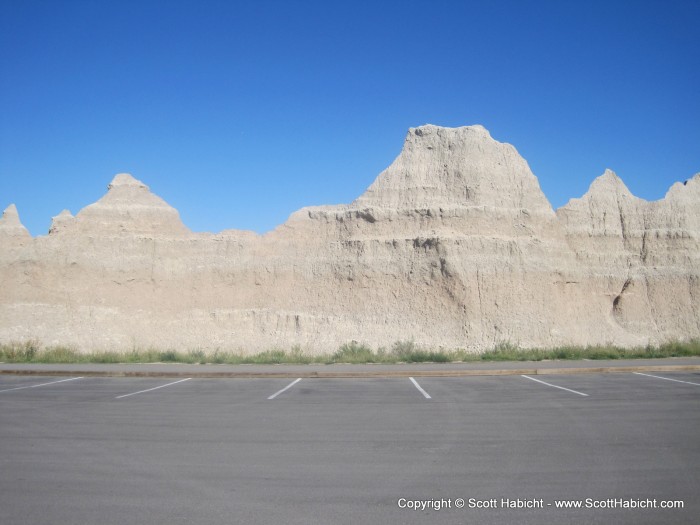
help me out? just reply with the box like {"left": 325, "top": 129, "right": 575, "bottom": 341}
{"left": 1, "top": 339, "right": 699, "bottom": 365}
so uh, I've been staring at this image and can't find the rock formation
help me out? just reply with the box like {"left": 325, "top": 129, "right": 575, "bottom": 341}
{"left": 0, "top": 204, "right": 31, "bottom": 242}
{"left": 1, "top": 125, "right": 698, "bottom": 352}
{"left": 556, "top": 169, "right": 700, "bottom": 341}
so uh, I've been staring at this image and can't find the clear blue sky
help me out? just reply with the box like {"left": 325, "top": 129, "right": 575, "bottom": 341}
{"left": 1, "top": 0, "right": 698, "bottom": 236}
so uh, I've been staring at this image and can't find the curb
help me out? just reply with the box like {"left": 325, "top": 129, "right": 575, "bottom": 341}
{"left": 1, "top": 364, "right": 699, "bottom": 379}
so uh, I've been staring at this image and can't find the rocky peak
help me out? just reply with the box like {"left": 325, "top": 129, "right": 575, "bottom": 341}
{"left": 73, "top": 173, "right": 189, "bottom": 235}
{"left": 101, "top": 173, "right": 160, "bottom": 203}
{"left": 587, "top": 169, "right": 634, "bottom": 198}
{"left": 1, "top": 204, "right": 22, "bottom": 224}
{"left": 558, "top": 170, "right": 642, "bottom": 214}
{"left": 0, "top": 204, "right": 31, "bottom": 239}
{"left": 665, "top": 172, "right": 700, "bottom": 203}
{"left": 556, "top": 170, "right": 643, "bottom": 239}
{"left": 108, "top": 173, "right": 148, "bottom": 190}
{"left": 49, "top": 209, "right": 75, "bottom": 235}
{"left": 353, "top": 125, "right": 554, "bottom": 215}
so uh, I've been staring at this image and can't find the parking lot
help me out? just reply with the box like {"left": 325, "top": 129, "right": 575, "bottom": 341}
{"left": 1, "top": 368, "right": 699, "bottom": 524}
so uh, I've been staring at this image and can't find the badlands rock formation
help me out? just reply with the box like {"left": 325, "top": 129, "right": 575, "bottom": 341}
{"left": 1, "top": 125, "right": 698, "bottom": 353}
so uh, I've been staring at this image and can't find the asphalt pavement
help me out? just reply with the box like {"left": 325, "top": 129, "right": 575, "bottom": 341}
{"left": 1, "top": 368, "right": 698, "bottom": 524}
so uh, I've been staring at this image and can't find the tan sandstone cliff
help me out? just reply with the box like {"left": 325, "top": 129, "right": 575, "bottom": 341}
{"left": 1, "top": 125, "right": 698, "bottom": 352}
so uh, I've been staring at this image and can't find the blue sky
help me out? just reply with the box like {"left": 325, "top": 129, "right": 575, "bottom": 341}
{"left": 1, "top": 0, "right": 698, "bottom": 236}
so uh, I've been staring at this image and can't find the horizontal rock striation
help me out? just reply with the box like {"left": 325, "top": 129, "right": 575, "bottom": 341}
{"left": 1, "top": 125, "right": 698, "bottom": 352}
{"left": 556, "top": 170, "right": 700, "bottom": 342}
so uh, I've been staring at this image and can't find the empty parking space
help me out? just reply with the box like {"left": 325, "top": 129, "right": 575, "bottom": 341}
{"left": 264, "top": 377, "right": 439, "bottom": 405}
{"left": 414, "top": 375, "right": 531, "bottom": 405}
{"left": 181, "top": 377, "right": 307, "bottom": 405}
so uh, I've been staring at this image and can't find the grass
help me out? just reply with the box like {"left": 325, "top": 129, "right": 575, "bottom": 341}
{"left": 1, "top": 338, "right": 699, "bottom": 365}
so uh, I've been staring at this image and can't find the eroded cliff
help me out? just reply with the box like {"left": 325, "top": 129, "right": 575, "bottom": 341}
{"left": 1, "top": 125, "right": 697, "bottom": 352}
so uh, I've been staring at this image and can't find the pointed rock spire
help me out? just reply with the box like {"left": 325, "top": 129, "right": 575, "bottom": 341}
{"left": 49, "top": 209, "right": 75, "bottom": 235}
{"left": 2, "top": 204, "right": 21, "bottom": 223}
{"left": 0, "top": 204, "right": 31, "bottom": 239}
{"left": 586, "top": 169, "right": 634, "bottom": 198}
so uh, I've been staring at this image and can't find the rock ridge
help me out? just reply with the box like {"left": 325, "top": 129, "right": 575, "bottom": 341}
{"left": 0, "top": 125, "right": 697, "bottom": 352}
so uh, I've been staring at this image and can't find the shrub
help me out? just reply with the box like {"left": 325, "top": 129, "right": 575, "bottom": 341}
{"left": 0, "top": 340, "right": 41, "bottom": 361}
{"left": 333, "top": 341, "right": 376, "bottom": 363}
{"left": 187, "top": 349, "right": 207, "bottom": 364}
{"left": 158, "top": 350, "right": 178, "bottom": 362}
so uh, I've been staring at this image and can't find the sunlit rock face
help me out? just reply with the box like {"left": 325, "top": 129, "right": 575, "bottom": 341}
{"left": 1, "top": 126, "right": 698, "bottom": 353}
{"left": 0, "top": 204, "right": 31, "bottom": 241}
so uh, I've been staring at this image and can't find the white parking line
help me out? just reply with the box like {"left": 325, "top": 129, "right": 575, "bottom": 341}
{"left": 409, "top": 377, "right": 431, "bottom": 399}
{"left": 521, "top": 375, "right": 589, "bottom": 397}
{"left": 267, "top": 378, "right": 302, "bottom": 400}
{"left": 0, "top": 376, "right": 83, "bottom": 393}
{"left": 115, "top": 378, "right": 192, "bottom": 399}
{"left": 634, "top": 372, "right": 700, "bottom": 386}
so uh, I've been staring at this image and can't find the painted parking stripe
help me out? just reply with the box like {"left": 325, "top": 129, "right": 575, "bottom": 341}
{"left": 633, "top": 372, "right": 700, "bottom": 386}
{"left": 521, "top": 375, "right": 589, "bottom": 397}
{"left": 115, "top": 378, "right": 192, "bottom": 399}
{"left": 409, "top": 377, "right": 431, "bottom": 399}
{"left": 0, "top": 377, "right": 84, "bottom": 393}
{"left": 267, "top": 378, "right": 302, "bottom": 400}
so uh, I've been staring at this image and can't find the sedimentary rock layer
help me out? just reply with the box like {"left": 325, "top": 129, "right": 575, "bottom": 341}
{"left": 1, "top": 125, "right": 698, "bottom": 352}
